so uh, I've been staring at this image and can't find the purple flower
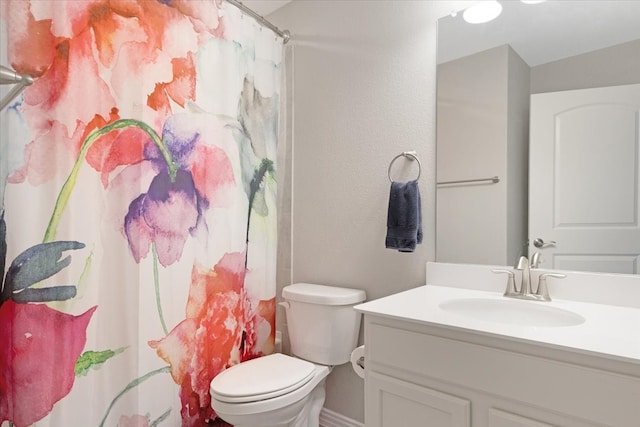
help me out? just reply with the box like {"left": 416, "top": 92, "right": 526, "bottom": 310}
{"left": 124, "top": 169, "right": 199, "bottom": 267}
{"left": 122, "top": 115, "right": 235, "bottom": 267}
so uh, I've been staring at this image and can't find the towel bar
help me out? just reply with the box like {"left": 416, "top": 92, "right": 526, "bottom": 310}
{"left": 388, "top": 151, "right": 421, "bottom": 182}
{"left": 437, "top": 176, "right": 500, "bottom": 186}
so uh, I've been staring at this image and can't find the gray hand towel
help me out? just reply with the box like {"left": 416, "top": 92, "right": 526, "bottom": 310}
{"left": 385, "top": 180, "right": 423, "bottom": 252}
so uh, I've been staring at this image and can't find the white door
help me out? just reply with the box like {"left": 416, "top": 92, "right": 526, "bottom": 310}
{"left": 529, "top": 83, "right": 640, "bottom": 273}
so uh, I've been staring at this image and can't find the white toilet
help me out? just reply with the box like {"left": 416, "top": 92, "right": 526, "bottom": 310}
{"left": 210, "top": 283, "right": 366, "bottom": 427}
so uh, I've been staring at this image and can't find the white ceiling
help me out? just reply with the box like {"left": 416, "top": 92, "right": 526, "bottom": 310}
{"left": 236, "top": 1, "right": 640, "bottom": 68}
{"left": 438, "top": 0, "right": 640, "bottom": 66}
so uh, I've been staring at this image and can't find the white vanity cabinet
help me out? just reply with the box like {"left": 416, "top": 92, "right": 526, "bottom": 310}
{"left": 358, "top": 287, "right": 640, "bottom": 427}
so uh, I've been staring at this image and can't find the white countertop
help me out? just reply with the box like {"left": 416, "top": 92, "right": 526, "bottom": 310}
{"left": 355, "top": 285, "right": 640, "bottom": 366}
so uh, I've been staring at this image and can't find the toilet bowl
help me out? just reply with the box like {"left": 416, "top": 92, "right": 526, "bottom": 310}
{"left": 211, "top": 353, "right": 331, "bottom": 427}
{"left": 210, "top": 283, "right": 366, "bottom": 427}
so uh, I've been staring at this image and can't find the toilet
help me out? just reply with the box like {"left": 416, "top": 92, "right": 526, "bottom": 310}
{"left": 210, "top": 283, "right": 366, "bottom": 427}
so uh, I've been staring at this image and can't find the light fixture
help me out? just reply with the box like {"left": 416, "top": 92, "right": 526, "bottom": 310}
{"left": 0, "top": 65, "right": 33, "bottom": 111}
{"left": 521, "top": 0, "right": 546, "bottom": 3}
{"left": 463, "top": 1, "right": 503, "bottom": 24}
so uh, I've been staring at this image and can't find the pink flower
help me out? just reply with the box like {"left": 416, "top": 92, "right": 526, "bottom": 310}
{"left": 0, "top": 214, "right": 94, "bottom": 426}
{"left": 149, "top": 253, "right": 275, "bottom": 426}
{"left": 0, "top": 301, "right": 96, "bottom": 427}
{"left": 2, "top": 0, "right": 221, "bottom": 186}
{"left": 117, "top": 414, "right": 150, "bottom": 427}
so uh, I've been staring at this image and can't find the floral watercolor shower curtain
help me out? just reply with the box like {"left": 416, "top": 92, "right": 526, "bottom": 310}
{"left": 0, "top": 1, "right": 282, "bottom": 425}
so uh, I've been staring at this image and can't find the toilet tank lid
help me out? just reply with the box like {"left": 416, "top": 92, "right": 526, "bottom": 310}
{"left": 283, "top": 283, "right": 366, "bottom": 305}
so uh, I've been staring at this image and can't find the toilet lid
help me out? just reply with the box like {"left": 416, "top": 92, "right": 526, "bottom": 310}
{"left": 210, "top": 353, "right": 316, "bottom": 403}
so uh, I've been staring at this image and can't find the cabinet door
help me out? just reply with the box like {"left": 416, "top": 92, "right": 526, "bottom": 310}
{"left": 366, "top": 373, "right": 470, "bottom": 427}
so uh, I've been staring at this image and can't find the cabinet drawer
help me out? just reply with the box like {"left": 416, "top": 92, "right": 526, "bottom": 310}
{"left": 366, "top": 372, "right": 470, "bottom": 427}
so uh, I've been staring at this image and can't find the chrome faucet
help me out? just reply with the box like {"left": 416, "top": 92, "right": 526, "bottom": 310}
{"left": 492, "top": 256, "right": 565, "bottom": 301}
{"left": 515, "top": 256, "right": 532, "bottom": 297}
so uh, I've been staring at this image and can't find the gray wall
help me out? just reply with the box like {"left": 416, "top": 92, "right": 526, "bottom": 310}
{"left": 506, "top": 47, "right": 531, "bottom": 265}
{"left": 436, "top": 45, "right": 529, "bottom": 266}
{"left": 270, "top": 0, "right": 465, "bottom": 423}
{"left": 531, "top": 38, "right": 640, "bottom": 93}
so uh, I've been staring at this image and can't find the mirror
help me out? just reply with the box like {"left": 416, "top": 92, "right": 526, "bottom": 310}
{"left": 436, "top": 0, "right": 640, "bottom": 274}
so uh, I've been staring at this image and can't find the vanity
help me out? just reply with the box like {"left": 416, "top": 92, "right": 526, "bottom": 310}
{"left": 355, "top": 262, "right": 640, "bottom": 427}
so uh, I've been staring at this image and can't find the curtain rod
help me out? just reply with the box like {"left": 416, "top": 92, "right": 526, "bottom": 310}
{"left": 225, "top": 0, "right": 291, "bottom": 43}
{"left": 0, "top": 64, "right": 33, "bottom": 111}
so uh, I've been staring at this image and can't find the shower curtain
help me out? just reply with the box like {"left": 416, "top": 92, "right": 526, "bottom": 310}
{"left": 0, "top": 1, "right": 282, "bottom": 425}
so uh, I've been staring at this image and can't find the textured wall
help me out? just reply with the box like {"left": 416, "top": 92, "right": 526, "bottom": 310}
{"left": 270, "top": 1, "right": 469, "bottom": 423}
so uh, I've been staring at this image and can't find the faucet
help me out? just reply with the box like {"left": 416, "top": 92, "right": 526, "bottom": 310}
{"left": 493, "top": 255, "right": 565, "bottom": 301}
{"left": 515, "top": 256, "right": 532, "bottom": 297}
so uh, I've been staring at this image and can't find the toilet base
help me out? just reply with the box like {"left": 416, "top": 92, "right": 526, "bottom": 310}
{"left": 289, "top": 380, "right": 326, "bottom": 427}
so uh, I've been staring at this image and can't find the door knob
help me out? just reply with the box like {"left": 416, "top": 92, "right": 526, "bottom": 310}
{"left": 533, "top": 238, "right": 556, "bottom": 248}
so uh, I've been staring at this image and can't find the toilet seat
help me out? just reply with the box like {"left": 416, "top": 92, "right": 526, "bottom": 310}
{"left": 211, "top": 353, "right": 316, "bottom": 403}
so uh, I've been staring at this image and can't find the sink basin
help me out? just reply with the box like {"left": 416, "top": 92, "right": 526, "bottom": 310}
{"left": 439, "top": 298, "right": 586, "bottom": 327}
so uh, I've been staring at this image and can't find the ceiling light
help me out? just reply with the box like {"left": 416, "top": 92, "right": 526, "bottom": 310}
{"left": 463, "top": 1, "right": 503, "bottom": 24}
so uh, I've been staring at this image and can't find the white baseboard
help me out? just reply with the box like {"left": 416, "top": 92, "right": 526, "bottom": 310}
{"left": 319, "top": 408, "right": 364, "bottom": 427}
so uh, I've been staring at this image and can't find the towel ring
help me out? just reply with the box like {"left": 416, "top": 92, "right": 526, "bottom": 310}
{"left": 388, "top": 151, "right": 421, "bottom": 182}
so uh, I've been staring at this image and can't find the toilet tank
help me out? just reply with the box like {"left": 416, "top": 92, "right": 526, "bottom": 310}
{"left": 281, "top": 283, "right": 366, "bottom": 366}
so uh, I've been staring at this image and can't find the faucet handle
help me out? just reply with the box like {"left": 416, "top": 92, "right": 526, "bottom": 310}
{"left": 536, "top": 273, "right": 566, "bottom": 301}
{"left": 531, "top": 252, "right": 543, "bottom": 268}
{"left": 492, "top": 269, "right": 517, "bottom": 296}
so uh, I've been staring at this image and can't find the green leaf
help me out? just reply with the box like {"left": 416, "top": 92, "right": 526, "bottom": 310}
{"left": 150, "top": 409, "right": 171, "bottom": 427}
{"left": 3, "top": 241, "right": 85, "bottom": 300}
{"left": 75, "top": 347, "right": 126, "bottom": 377}
{"left": 12, "top": 286, "right": 77, "bottom": 303}
{"left": 248, "top": 158, "right": 274, "bottom": 217}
